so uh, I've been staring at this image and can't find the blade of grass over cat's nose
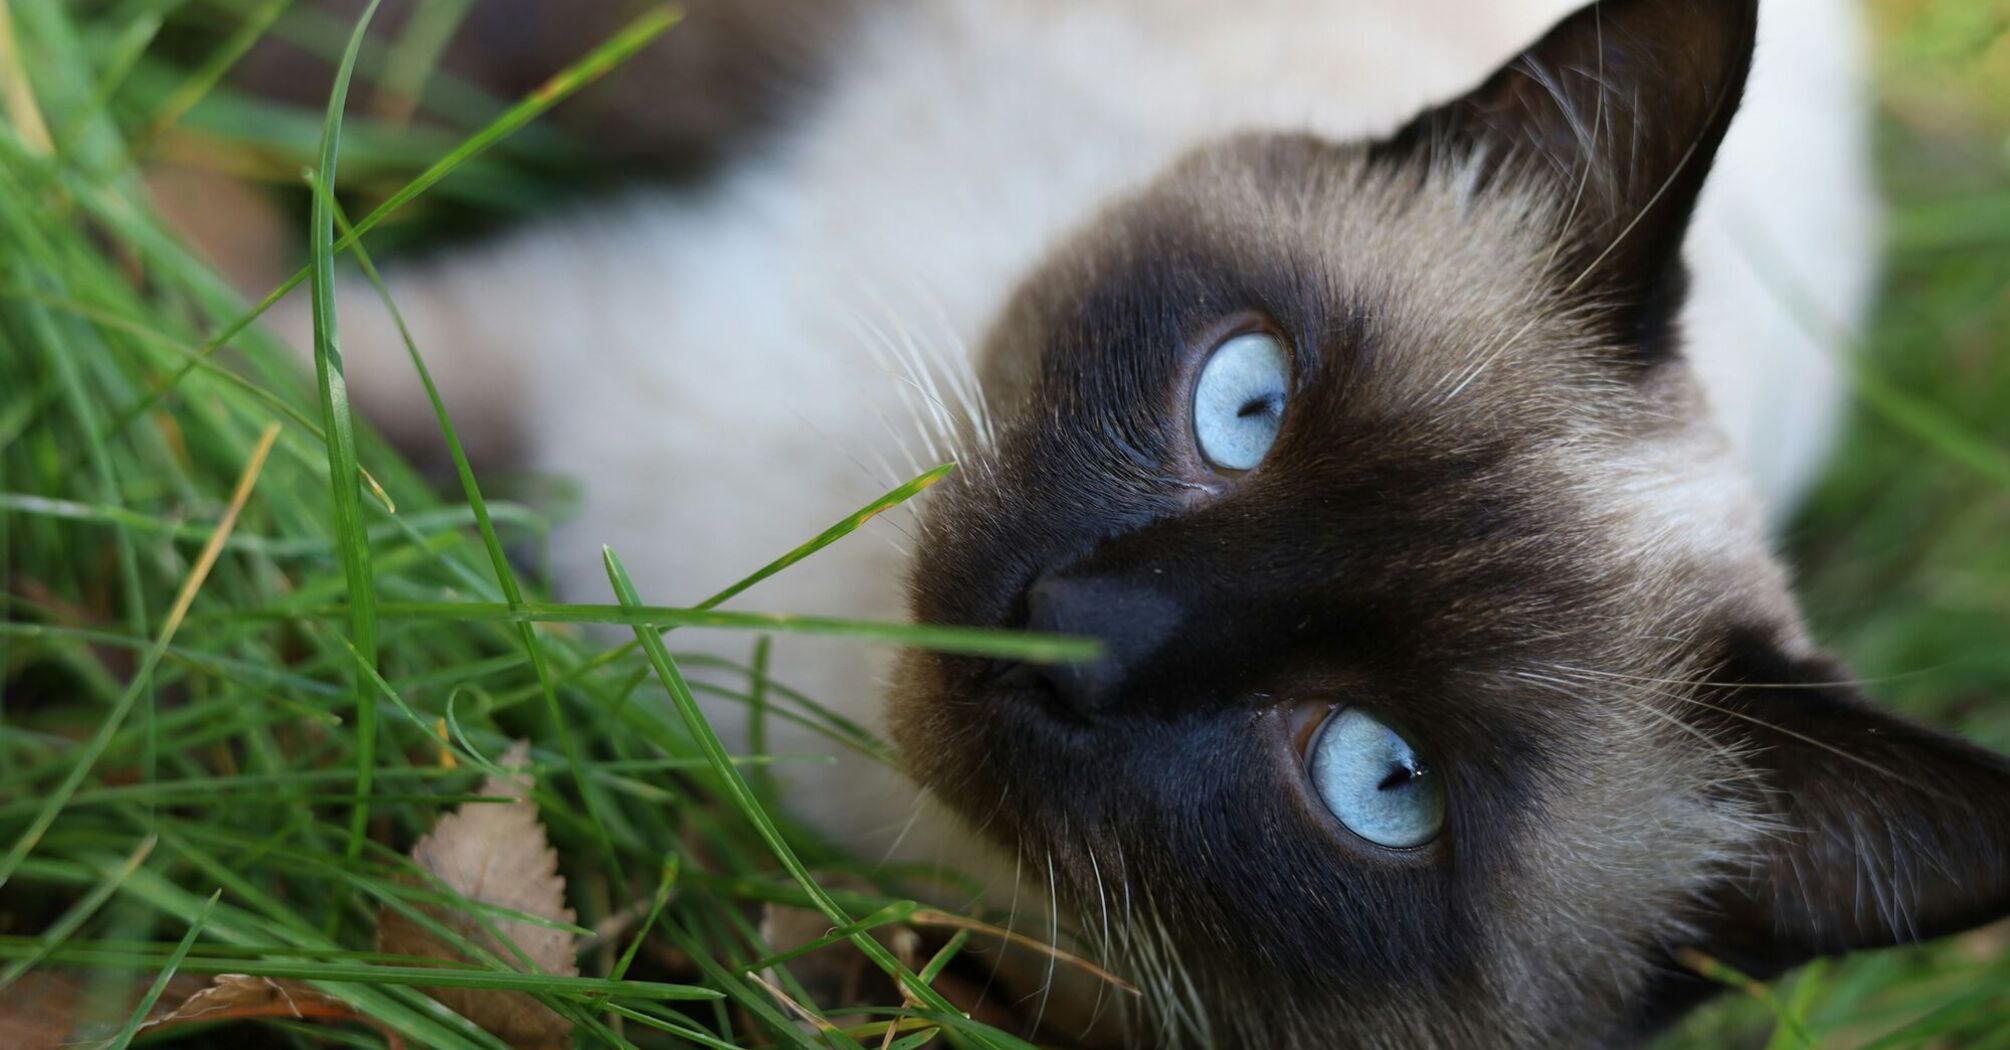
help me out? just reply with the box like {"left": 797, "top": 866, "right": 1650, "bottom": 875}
{"left": 506, "top": 462, "right": 988, "bottom": 708}
{"left": 602, "top": 546, "right": 1014, "bottom": 1047}
{"left": 516, "top": 466, "right": 980, "bottom": 787}
{"left": 273, "top": 600, "right": 1101, "bottom": 664}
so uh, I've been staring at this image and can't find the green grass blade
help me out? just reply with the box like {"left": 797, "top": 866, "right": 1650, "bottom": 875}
{"left": 1730, "top": 223, "right": 2010, "bottom": 492}
{"left": 9, "top": 943, "right": 723, "bottom": 1000}
{"left": 131, "top": 0, "right": 290, "bottom": 158}
{"left": 748, "top": 635, "right": 776, "bottom": 804}
{"left": 917, "top": 928, "right": 972, "bottom": 987}
{"left": 1764, "top": 958, "right": 1829, "bottom": 1050}
{"left": 610, "top": 857, "right": 680, "bottom": 982}
{"left": 743, "top": 902, "right": 921, "bottom": 974}
{"left": 303, "top": 0, "right": 386, "bottom": 886}
{"left": 602, "top": 546, "right": 996, "bottom": 1043}
{"left": 509, "top": 462, "right": 979, "bottom": 721}
{"left": 699, "top": 464, "right": 954, "bottom": 612}
{"left": 1676, "top": 947, "right": 1815, "bottom": 1049}
{"left": 316, "top": 187, "right": 621, "bottom": 877}
{"left": 375, "top": 0, "right": 474, "bottom": 124}
{"left": 0, "top": 425, "right": 278, "bottom": 889}
{"left": 103, "top": 889, "right": 220, "bottom": 1050}
{"left": 0, "top": 835, "right": 155, "bottom": 993}
{"left": 287, "top": 600, "right": 1099, "bottom": 663}
{"left": 603, "top": 1002, "right": 749, "bottom": 1050}
{"left": 13, "top": 289, "right": 155, "bottom": 789}
{"left": 96, "top": 5, "right": 682, "bottom": 446}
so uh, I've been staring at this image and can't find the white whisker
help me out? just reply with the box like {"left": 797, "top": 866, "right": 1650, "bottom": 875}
{"left": 846, "top": 309, "right": 947, "bottom": 465}
{"left": 1031, "top": 848, "right": 1060, "bottom": 1033}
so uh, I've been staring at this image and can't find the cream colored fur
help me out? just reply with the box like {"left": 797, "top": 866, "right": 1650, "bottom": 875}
{"left": 288, "top": 0, "right": 1876, "bottom": 894}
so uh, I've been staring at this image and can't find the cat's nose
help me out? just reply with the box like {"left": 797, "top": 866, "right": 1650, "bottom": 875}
{"left": 1011, "top": 572, "right": 1181, "bottom": 715}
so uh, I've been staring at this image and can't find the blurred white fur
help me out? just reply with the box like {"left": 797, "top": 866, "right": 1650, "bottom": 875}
{"left": 293, "top": 0, "right": 1876, "bottom": 886}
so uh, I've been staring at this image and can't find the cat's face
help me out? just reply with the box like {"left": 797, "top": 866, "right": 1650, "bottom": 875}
{"left": 890, "top": 0, "right": 2010, "bottom": 1045}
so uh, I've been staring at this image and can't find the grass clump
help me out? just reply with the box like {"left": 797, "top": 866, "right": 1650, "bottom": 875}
{"left": 0, "top": 3, "right": 1078, "bottom": 1046}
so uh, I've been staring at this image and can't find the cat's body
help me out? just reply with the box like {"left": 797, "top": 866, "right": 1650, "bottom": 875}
{"left": 283, "top": 0, "right": 2010, "bottom": 1045}
{"left": 321, "top": 0, "right": 1870, "bottom": 866}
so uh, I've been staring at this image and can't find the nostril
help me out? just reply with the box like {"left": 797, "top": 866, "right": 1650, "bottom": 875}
{"left": 987, "top": 658, "right": 1044, "bottom": 690}
{"left": 1024, "top": 575, "right": 1083, "bottom": 638}
{"left": 999, "top": 572, "right": 1181, "bottom": 716}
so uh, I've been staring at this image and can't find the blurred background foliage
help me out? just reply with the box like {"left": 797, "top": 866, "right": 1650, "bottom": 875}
{"left": 1678, "top": 0, "right": 2010, "bottom": 1042}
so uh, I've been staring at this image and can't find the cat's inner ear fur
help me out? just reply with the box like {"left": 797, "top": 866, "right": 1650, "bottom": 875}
{"left": 1661, "top": 633, "right": 2010, "bottom": 1017}
{"left": 1378, "top": 0, "right": 1758, "bottom": 347}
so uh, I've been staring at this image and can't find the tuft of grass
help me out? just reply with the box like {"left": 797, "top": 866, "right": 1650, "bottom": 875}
{"left": 0, "top": 3, "right": 1087, "bottom": 1046}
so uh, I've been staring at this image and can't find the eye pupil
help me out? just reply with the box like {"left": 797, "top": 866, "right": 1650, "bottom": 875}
{"left": 1375, "top": 766, "right": 1415, "bottom": 793}
{"left": 1236, "top": 395, "right": 1278, "bottom": 420}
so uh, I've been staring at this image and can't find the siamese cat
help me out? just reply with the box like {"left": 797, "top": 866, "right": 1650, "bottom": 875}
{"left": 266, "top": 0, "right": 2010, "bottom": 1044}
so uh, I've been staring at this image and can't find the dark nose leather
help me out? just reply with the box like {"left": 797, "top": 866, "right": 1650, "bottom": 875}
{"left": 1017, "top": 573, "right": 1181, "bottom": 715}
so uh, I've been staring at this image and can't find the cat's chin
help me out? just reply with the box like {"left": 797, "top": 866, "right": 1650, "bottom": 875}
{"left": 886, "top": 649, "right": 1065, "bottom": 851}
{"left": 887, "top": 648, "right": 1010, "bottom": 812}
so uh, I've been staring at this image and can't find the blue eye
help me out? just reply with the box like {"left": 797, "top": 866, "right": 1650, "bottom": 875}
{"left": 1193, "top": 332, "right": 1289, "bottom": 471}
{"left": 1308, "top": 708, "right": 1446, "bottom": 848}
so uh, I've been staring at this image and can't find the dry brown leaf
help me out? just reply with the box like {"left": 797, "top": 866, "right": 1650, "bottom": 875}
{"left": 138, "top": 973, "right": 402, "bottom": 1047}
{"left": 0, "top": 970, "right": 95, "bottom": 1049}
{"left": 377, "top": 740, "right": 577, "bottom": 1049}
{"left": 0, "top": 969, "right": 202, "bottom": 1048}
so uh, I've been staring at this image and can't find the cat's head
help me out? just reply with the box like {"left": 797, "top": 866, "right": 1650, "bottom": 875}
{"left": 889, "top": 0, "right": 2010, "bottom": 1044}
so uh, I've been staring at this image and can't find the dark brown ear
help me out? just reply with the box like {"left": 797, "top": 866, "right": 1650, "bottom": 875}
{"left": 1662, "top": 635, "right": 2010, "bottom": 1012}
{"left": 1378, "top": 0, "right": 1758, "bottom": 345}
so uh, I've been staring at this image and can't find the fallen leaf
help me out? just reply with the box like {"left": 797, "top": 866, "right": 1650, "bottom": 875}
{"left": 0, "top": 969, "right": 201, "bottom": 1048}
{"left": 138, "top": 973, "right": 402, "bottom": 1047}
{"left": 377, "top": 740, "right": 577, "bottom": 1048}
{"left": 0, "top": 970, "right": 84, "bottom": 1049}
